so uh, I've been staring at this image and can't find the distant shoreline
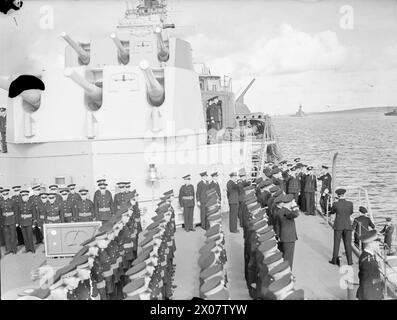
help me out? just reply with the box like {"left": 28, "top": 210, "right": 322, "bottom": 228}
{"left": 272, "top": 106, "right": 397, "bottom": 117}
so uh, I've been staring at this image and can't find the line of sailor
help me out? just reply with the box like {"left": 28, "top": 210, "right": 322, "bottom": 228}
{"left": 20, "top": 189, "right": 177, "bottom": 300}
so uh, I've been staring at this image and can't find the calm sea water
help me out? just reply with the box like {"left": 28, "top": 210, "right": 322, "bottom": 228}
{"left": 272, "top": 112, "right": 397, "bottom": 217}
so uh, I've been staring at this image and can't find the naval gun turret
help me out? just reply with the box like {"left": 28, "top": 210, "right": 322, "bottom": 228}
{"left": 61, "top": 32, "right": 90, "bottom": 65}
{"left": 139, "top": 60, "right": 165, "bottom": 106}
{"left": 110, "top": 33, "right": 130, "bottom": 65}
{"left": 154, "top": 27, "right": 169, "bottom": 62}
{"left": 64, "top": 68, "right": 103, "bottom": 110}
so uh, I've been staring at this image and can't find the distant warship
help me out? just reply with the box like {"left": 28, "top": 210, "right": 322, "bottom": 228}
{"left": 384, "top": 109, "right": 397, "bottom": 116}
{"left": 291, "top": 105, "right": 305, "bottom": 117}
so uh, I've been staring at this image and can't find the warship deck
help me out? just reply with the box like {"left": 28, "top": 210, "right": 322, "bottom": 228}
{"left": 1, "top": 212, "right": 358, "bottom": 300}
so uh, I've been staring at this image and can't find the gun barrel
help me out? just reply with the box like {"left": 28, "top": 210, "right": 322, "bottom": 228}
{"left": 154, "top": 27, "right": 169, "bottom": 62}
{"left": 64, "top": 68, "right": 102, "bottom": 104}
{"left": 110, "top": 33, "right": 129, "bottom": 65}
{"left": 61, "top": 32, "right": 90, "bottom": 65}
{"left": 139, "top": 60, "right": 165, "bottom": 106}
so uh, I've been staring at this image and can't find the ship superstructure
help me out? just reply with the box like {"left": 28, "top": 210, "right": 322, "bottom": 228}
{"left": 0, "top": 0, "right": 280, "bottom": 225}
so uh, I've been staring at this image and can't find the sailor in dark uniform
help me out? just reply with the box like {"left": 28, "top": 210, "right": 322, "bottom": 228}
{"left": 35, "top": 192, "right": 48, "bottom": 244}
{"left": 48, "top": 184, "right": 62, "bottom": 204}
{"left": 76, "top": 189, "right": 95, "bottom": 222}
{"left": 114, "top": 182, "right": 127, "bottom": 211}
{"left": 304, "top": 166, "right": 317, "bottom": 215}
{"left": 380, "top": 217, "right": 395, "bottom": 255}
{"left": 94, "top": 182, "right": 114, "bottom": 222}
{"left": 0, "top": 188, "right": 18, "bottom": 254}
{"left": 352, "top": 206, "right": 375, "bottom": 249}
{"left": 357, "top": 230, "right": 384, "bottom": 300}
{"left": 178, "top": 175, "right": 195, "bottom": 231}
{"left": 226, "top": 172, "right": 240, "bottom": 233}
{"left": 93, "top": 179, "right": 106, "bottom": 205}
{"left": 297, "top": 164, "right": 307, "bottom": 212}
{"left": 286, "top": 166, "right": 300, "bottom": 203}
{"left": 11, "top": 186, "right": 24, "bottom": 246}
{"left": 59, "top": 188, "right": 77, "bottom": 223}
{"left": 45, "top": 193, "right": 63, "bottom": 223}
{"left": 274, "top": 194, "right": 299, "bottom": 269}
{"left": 318, "top": 165, "right": 332, "bottom": 214}
{"left": 67, "top": 184, "right": 81, "bottom": 207}
{"left": 17, "top": 190, "right": 35, "bottom": 253}
{"left": 237, "top": 169, "right": 251, "bottom": 228}
{"left": 209, "top": 172, "right": 221, "bottom": 200}
{"left": 329, "top": 188, "right": 353, "bottom": 266}
{"left": 196, "top": 172, "right": 209, "bottom": 230}
{"left": 0, "top": 107, "right": 6, "bottom": 153}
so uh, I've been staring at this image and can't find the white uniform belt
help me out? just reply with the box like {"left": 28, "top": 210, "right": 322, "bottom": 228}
{"left": 47, "top": 216, "right": 60, "bottom": 221}
{"left": 160, "top": 261, "right": 167, "bottom": 267}
{"left": 79, "top": 212, "right": 92, "bottom": 217}
{"left": 103, "top": 270, "right": 113, "bottom": 277}
{"left": 64, "top": 213, "right": 72, "bottom": 217}
{"left": 96, "top": 280, "right": 106, "bottom": 289}
{"left": 98, "top": 208, "right": 110, "bottom": 212}
{"left": 124, "top": 243, "right": 134, "bottom": 249}
{"left": 3, "top": 212, "right": 14, "bottom": 217}
{"left": 39, "top": 215, "right": 45, "bottom": 219}
{"left": 167, "top": 241, "right": 172, "bottom": 246}
{"left": 21, "top": 214, "right": 32, "bottom": 219}
{"left": 183, "top": 196, "right": 193, "bottom": 200}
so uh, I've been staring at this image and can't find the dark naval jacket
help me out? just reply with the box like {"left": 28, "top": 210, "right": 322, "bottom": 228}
{"left": 17, "top": 200, "right": 34, "bottom": 226}
{"left": 352, "top": 215, "right": 375, "bottom": 238}
{"left": 94, "top": 190, "right": 114, "bottom": 221}
{"left": 304, "top": 174, "right": 317, "bottom": 193}
{"left": 357, "top": 250, "right": 383, "bottom": 300}
{"left": 0, "top": 198, "right": 18, "bottom": 226}
{"left": 178, "top": 184, "right": 195, "bottom": 207}
{"left": 318, "top": 173, "right": 332, "bottom": 194}
{"left": 330, "top": 199, "right": 353, "bottom": 231}
{"left": 209, "top": 181, "right": 221, "bottom": 200}
{"left": 226, "top": 180, "right": 239, "bottom": 204}
{"left": 274, "top": 207, "right": 299, "bottom": 243}
{"left": 196, "top": 180, "right": 209, "bottom": 205}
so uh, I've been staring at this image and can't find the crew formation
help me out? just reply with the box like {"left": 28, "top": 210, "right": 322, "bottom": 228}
{"left": 0, "top": 180, "right": 136, "bottom": 256}
{"left": 18, "top": 189, "right": 178, "bottom": 300}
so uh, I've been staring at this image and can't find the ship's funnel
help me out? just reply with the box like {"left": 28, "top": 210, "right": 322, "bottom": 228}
{"left": 64, "top": 68, "right": 102, "bottom": 109}
{"left": 0, "top": 76, "right": 42, "bottom": 111}
{"left": 110, "top": 33, "right": 129, "bottom": 65}
{"left": 139, "top": 60, "right": 165, "bottom": 106}
{"left": 61, "top": 32, "right": 90, "bottom": 65}
{"left": 154, "top": 27, "right": 169, "bottom": 63}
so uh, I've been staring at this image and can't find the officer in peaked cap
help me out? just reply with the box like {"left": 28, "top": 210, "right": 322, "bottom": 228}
{"left": 94, "top": 181, "right": 114, "bottom": 222}
{"left": 209, "top": 172, "right": 221, "bottom": 200}
{"left": 59, "top": 188, "right": 76, "bottom": 223}
{"left": 329, "top": 188, "right": 353, "bottom": 266}
{"left": 114, "top": 182, "right": 127, "bottom": 211}
{"left": 237, "top": 168, "right": 251, "bottom": 229}
{"left": 352, "top": 206, "right": 375, "bottom": 249}
{"left": 273, "top": 194, "right": 299, "bottom": 269}
{"left": 76, "top": 189, "right": 95, "bottom": 222}
{"left": 17, "top": 190, "right": 35, "bottom": 253}
{"left": 178, "top": 174, "right": 195, "bottom": 232}
{"left": 356, "top": 229, "right": 383, "bottom": 300}
{"left": 197, "top": 171, "right": 209, "bottom": 230}
{"left": 66, "top": 183, "right": 81, "bottom": 206}
{"left": 226, "top": 171, "right": 240, "bottom": 233}
{"left": 48, "top": 184, "right": 62, "bottom": 204}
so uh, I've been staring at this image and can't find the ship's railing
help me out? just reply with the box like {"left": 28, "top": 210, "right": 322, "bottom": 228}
{"left": 316, "top": 185, "right": 397, "bottom": 298}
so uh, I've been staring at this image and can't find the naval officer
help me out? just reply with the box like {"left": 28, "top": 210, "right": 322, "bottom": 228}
{"left": 0, "top": 188, "right": 18, "bottom": 254}
{"left": 352, "top": 206, "right": 375, "bottom": 249}
{"left": 94, "top": 181, "right": 114, "bottom": 222}
{"left": 196, "top": 172, "right": 209, "bottom": 230}
{"left": 76, "top": 189, "right": 95, "bottom": 222}
{"left": 178, "top": 175, "right": 195, "bottom": 231}
{"left": 226, "top": 172, "right": 240, "bottom": 233}
{"left": 17, "top": 190, "right": 35, "bottom": 253}
{"left": 356, "top": 230, "right": 384, "bottom": 300}
{"left": 329, "top": 188, "right": 353, "bottom": 266}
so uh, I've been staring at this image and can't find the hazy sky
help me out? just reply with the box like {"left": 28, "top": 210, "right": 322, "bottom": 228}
{"left": 1, "top": 0, "right": 397, "bottom": 115}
